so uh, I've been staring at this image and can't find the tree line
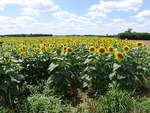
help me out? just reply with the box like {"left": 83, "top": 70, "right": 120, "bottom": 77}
{"left": 0, "top": 34, "right": 53, "bottom": 37}
{"left": 118, "top": 32, "right": 150, "bottom": 40}
{"left": 0, "top": 29, "right": 150, "bottom": 40}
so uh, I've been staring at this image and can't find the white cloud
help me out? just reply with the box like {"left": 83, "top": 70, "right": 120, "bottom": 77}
{"left": 87, "top": 0, "right": 143, "bottom": 19}
{"left": 52, "top": 10, "right": 91, "bottom": 25}
{"left": 0, "top": 16, "right": 38, "bottom": 34}
{"left": 0, "top": 0, "right": 149, "bottom": 35}
{"left": 0, "top": 15, "right": 150, "bottom": 35}
{"left": 86, "top": 11, "right": 107, "bottom": 19}
{"left": 112, "top": 18, "right": 125, "bottom": 23}
{"left": 132, "top": 10, "right": 150, "bottom": 21}
{"left": 52, "top": 11, "right": 76, "bottom": 20}
{"left": 0, "top": 0, "right": 58, "bottom": 15}
{"left": 21, "top": 0, "right": 59, "bottom": 15}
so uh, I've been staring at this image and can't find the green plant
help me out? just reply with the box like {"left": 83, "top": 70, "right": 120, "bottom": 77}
{"left": 0, "top": 106, "right": 13, "bottom": 113}
{"left": 140, "top": 99, "right": 150, "bottom": 113}
{"left": 82, "top": 54, "right": 114, "bottom": 94}
{"left": 109, "top": 48, "right": 150, "bottom": 92}
{"left": 48, "top": 53, "right": 84, "bottom": 99}
{"left": 96, "top": 89, "right": 137, "bottom": 113}
{"left": 118, "top": 32, "right": 150, "bottom": 40}
{"left": 20, "top": 53, "right": 53, "bottom": 85}
{"left": 0, "top": 56, "right": 24, "bottom": 106}
{"left": 27, "top": 95, "right": 64, "bottom": 113}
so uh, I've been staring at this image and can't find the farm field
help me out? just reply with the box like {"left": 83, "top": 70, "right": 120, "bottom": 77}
{"left": 130, "top": 40, "right": 150, "bottom": 46}
{"left": 0, "top": 37, "right": 150, "bottom": 113}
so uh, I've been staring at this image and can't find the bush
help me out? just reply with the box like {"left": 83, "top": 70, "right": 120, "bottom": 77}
{"left": 109, "top": 47, "right": 150, "bottom": 92}
{"left": 82, "top": 54, "right": 114, "bottom": 94}
{"left": 27, "top": 95, "right": 64, "bottom": 113}
{"left": 20, "top": 54, "right": 53, "bottom": 85}
{"left": 118, "top": 32, "right": 150, "bottom": 40}
{"left": 0, "top": 106, "right": 13, "bottom": 113}
{"left": 96, "top": 89, "right": 137, "bottom": 113}
{"left": 140, "top": 99, "right": 150, "bottom": 113}
{"left": 0, "top": 57, "right": 24, "bottom": 105}
{"left": 47, "top": 53, "right": 84, "bottom": 98}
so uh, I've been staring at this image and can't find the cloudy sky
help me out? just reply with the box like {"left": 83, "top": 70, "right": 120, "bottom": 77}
{"left": 0, "top": 0, "right": 150, "bottom": 35}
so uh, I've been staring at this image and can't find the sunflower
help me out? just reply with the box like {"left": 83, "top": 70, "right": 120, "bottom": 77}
{"left": 122, "top": 45, "right": 130, "bottom": 53}
{"left": 22, "top": 45, "right": 26, "bottom": 51}
{"left": 48, "top": 44, "right": 54, "bottom": 48}
{"left": 19, "top": 52, "right": 25, "bottom": 57}
{"left": 19, "top": 47, "right": 24, "bottom": 52}
{"left": 136, "top": 42, "right": 143, "bottom": 47}
{"left": 39, "top": 43, "right": 45, "bottom": 49}
{"left": 33, "top": 48, "right": 37, "bottom": 52}
{"left": 45, "top": 47, "right": 51, "bottom": 53}
{"left": 97, "top": 46, "right": 106, "bottom": 55}
{"left": 108, "top": 46, "right": 115, "bottom": 54}
{"left": 115, "top": 52, "right": 125, "bottom": 62}
{"left": 19, "top": 45, "right": 26, "bottom": 52}
{"left": 88, "top": 46, "right": 96, "bottom": 54}
{"left": 59, "top": 44, "right": 64, "bottom": 48}
{"left": 66, "top": 47, "right": 73, "bottom": 55}
{"left": 62, "top": 46, "right": 67, "bottom": 52}
{"left": 39, "top": 43, "right": 45, "bottom": 52}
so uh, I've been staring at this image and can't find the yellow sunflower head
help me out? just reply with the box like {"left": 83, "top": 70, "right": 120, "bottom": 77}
{"left": 19, "top": 52, "right": 25, "bottom": 57}
{"left": 33, "top": 48, "right": 37, "bottom": 52}
{"left": 19, "top": 45, "right": 26, "bottom": 52}
{"left": 22, "top": 45, "right": 26, "bottom": 50}
{"left": 108, "top": 46, "right": 115, "bottom": 54}
{"left": 62, "top": 46, "right": 67, "bottom": 52}
{"left": 60, "top": 43, "right": 64, "bottom": 47}
{"left": 122, "top": 45, "right": 130, "bottom": 53}
{"left": 88, "top": 46, "right": 96, "bottom": 54}
{"left": 66, "top": 47, "right": 73, "bottom": 55}
{"left": 115, "top": 52, "right": 126, "bottom": 62}
{"left": 48, "top": 44, "right": 54, "bottom": 48}
{"left": 136, "top": 42, "right": 143, "bottom": 47}
{"left": 45, "top": 47, "right": 51, "bottom": 53}
{"left": 97, "top": 46, "right": 106, "bottom": 55}
{"left": 19, "top": 47, "right": 24, "bottom": 52}
{"left": 39, "top": 44, "right": 45, "bottom": 49}
{"left": 99, "top": 44, "right": 105, "bottom": 47}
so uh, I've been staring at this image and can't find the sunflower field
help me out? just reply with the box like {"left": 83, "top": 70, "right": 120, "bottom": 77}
{"left": 0, "top": 37, "right": 150, "bottom": 113}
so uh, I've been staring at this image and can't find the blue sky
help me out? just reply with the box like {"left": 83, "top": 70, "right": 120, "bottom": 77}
{"left": 0, "top": 0, "right": 150, "bottom": 35}
{"left": 54, "top": 0, "right": 100, "bottom": 15}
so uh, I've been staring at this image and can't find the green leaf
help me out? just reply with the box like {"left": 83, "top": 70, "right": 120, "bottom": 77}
{"left": 117, "top": 75, "right": 126, "bottom": 80}
{"left": 109, "top": 72, "right": 116, "bottom": 80}
{"left": 84, "top": 58, "right": 92, "bottom": 64}
{"left": 113, "top": 63, "right": 121, "bottom": 71}
{"left": 48, "top": 63, "right": 59, "bottom": 74}
{"left": 0, "top": 82, "right": 9, "bottom": 94}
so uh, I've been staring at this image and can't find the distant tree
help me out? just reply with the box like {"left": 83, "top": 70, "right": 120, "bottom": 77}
{"left": 125, "top": 28, "right": 132, "bottom": 33}
{"left": 118, "top": 32, "right": 150, "bottom": 40}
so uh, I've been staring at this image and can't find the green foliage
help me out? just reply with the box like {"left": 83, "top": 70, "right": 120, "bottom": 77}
{"left": 140, "top": 99, "right": 150, "bottom": 113}
{"left": 109, "top": 48, "right": 150, "bottom": 92}
{"left": 118, "top": 32, "right": 150, "bottom": 40}
{"left": 27, "top": 95, "right": 64, "bottom": 113}
{"left": 0, "top": 34, "right": 53, "bottom": 37}
{"left": 0, "top": 37, "right": 150, "bottom": 112}
{"left": 0, "top": 56, "right": 24, "bottom": 105}
{"left": 47, "top": 52, "right": 85, "bottom": 97}
{"left": 82, "top": 54, "right": 114, "bottom": 94}
{"left": 20, "top": 54, "right": 53, "bottom": 85}
{"left": 96, "top": 89, "right": 137, "bottom": 113}
{"left": 0, "top": 106, "right": 13, "bottom": 113}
